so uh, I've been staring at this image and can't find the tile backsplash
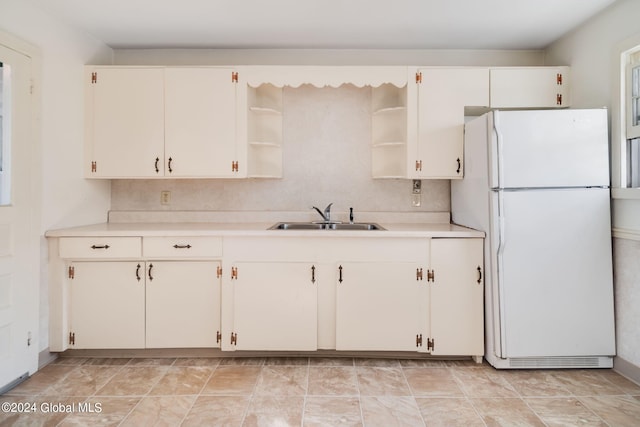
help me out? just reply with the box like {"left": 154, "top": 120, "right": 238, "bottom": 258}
{"left": 111, "top": 84, "right": 450, "bottom": 214}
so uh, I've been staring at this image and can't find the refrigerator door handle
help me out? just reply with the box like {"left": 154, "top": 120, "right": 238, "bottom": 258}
{"left": 494, "top": 190, "right": 508, "bottom": 357}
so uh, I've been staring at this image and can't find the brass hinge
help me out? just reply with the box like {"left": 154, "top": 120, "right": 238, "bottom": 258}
{"left": 91, "top": 161, "right": 97, "bottom": 173}
{"left": 556, "top": 73, "right": 563, "bottom": 85}
{"left": 416, "top": 72, "right": 422, "bottom": 84}
{"left": 556, "top": 94, "right": 563, "bottom": 106}
{"left": 231, "top": 267, "right": 238, "bottom": 280}
{"left": 68, "top": 266, "right": 75, "bottom": 279}
{"left": 230, "top": 332, "right": 237, "bottom": 345}
{"left": 69, "top": 332, "right": 75, "bottom": 345}
{"left": 427, "top": 269, "right": 435, "bottom": 282}
{"left": 231, "top": 161, "right": 239, "bottom": 172}
{"left": 217, "top": 265, "right": 222, "bottom": 279}
{"left": 427, "top": 338, "right": 435, "bottom": 351}
{"left": 232, "top": 71, "right": 239, "bottom": 83}
{"left": 416, "top": 334, "right": 423, "bottom": 347}
{"left": 415, "top": 160, "right": 422, "bottom": 171}
{"left": 91, "top": 72, "right": 97, "bottom": 84}
{"left": 216, "top": 331, "right": 222, "bottom": 344}
{"left": 416, "top": 268, "right": 423, "bottom": 281}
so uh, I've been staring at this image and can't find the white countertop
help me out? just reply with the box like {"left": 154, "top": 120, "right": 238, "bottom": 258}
{"left": 45, "top": 221, "right": 484, "bottom": 239}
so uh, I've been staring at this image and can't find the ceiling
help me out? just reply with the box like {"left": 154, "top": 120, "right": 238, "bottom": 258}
{"left": 29, "top": 0, "right": 617, "bottom": 50}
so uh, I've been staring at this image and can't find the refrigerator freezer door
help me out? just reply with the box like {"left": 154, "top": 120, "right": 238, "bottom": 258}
{"left": 492, "top": 187, "right": 615, "bottom": 358}
{"left": 490, "top": 109, "right": 610, "bottom": 189}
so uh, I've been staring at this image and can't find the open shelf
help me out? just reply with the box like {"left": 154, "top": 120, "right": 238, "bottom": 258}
{"left": 371, "top": 84, "right": 407, "bottom": 178}
{"left": 247, "top": 84, "right": 283, "bottom": 178}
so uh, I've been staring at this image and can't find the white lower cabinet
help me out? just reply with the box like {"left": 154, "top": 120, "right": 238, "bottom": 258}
{"left": 428, "top": 238, "right": 484, "bottom": 357}
{"left": 229, "top": 262, "right": 318, "bottom": 351}
{"left": 69, "top": 262, "right": 146, "bottom": 349}
{"left": 68, "top": 260, "right": 221, "bottom": 349}
{"left": 56, "top": 234, "right": 483, "bottom": 358}
{"left": 335, "top": 262, "right": 426, "bottom": 351}
{"left": 145, "top": 261, "right": 221, "bottom": 348}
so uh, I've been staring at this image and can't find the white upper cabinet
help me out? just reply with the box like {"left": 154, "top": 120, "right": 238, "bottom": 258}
{"left": 85, "top": 66, "right": 241, "bottom": 178}
{"left": 85, "top": 67, "right": 164, "bottom": 178}
{"left": 410, "top": 67, "right": 490, "bottom": 179}
{"left": 84, "top": 65, "right": 570, "bottom": 180}
{"left": 164, "top": 68, "right": 238, "bottom": 177}
{"left": 490, "top": 67, "right": 570, "bottom": 108}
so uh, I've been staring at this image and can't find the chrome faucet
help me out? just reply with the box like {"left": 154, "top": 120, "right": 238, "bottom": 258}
{"left": 312, "top": 203, "right": 333, "bottom": 223}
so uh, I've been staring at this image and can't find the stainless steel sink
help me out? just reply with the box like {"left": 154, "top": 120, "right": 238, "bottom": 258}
{"left": 327, "top": 223, "right": 385, "bottom": 230}
{"left": 269, "top": 222, "right": 326, "bottom": 230}
{"left": 268, "top": 222, "right": 385, "bottom": 231}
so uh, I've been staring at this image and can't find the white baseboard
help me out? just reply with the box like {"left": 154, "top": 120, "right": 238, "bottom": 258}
{"left": 38, "top": 348, "right": 58, "bottom": 369}
{"left": 613, "top": 356, "right": 640, "bottom": 385}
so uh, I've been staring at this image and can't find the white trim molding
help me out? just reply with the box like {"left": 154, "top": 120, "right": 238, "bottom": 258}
{"left": 613, "top": 227, "right": 640, "bottom": 241}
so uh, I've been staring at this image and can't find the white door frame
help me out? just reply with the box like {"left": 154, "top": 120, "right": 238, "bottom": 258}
{"left": 0, "top": 30, "right": 41, "bottom": 391}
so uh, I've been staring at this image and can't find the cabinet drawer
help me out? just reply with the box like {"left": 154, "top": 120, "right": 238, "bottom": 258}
{"left": 59, "top": 237, "right": 142, "bottom": 259}
{"left": 143, "top": 236, "right": 222, "bottom": 258}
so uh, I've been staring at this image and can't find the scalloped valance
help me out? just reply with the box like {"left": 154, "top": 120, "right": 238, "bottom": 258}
{"left": 244, "top": 66, "right": 408, "bottom": 88}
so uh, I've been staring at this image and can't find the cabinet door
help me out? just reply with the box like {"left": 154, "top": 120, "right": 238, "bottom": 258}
{"left": 490, "top": 67, "right": 569, "bottom": 108}
{"left": 231, "top": 262, "right": 317, "bottom": 351}
{"left": 429, "top": 239, "right": 484, "bottom": 356}
{"left": 413, "top": 68, "right": 489, "bottom": 179}
{"left": 146, "top": 261, "right": 221, "bottom": 348}
{"left": 164, "top": 68, "right": 239, "bottom": 177}
{"left": 86, "top": 67, "right": 164, "bottom": 178}
{"left": 336, "top": 262, "right": 426, "bottom": 351}
{"left": 69, "top": 261, "right": 145, "bottom": 349}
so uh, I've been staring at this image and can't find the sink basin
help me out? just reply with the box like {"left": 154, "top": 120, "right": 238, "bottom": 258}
{"left": 268, "top": 222, "right": 326, "bottom": 230}
{"left": 327, "top": 223, "right": 385, "bottom": 230}
{"left": 269, "top": 222, "right": 385, "bottom": 231}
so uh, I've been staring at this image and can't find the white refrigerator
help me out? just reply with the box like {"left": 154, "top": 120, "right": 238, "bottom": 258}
{"left": 451, "top": 109, "right": 616, "bottom": 369}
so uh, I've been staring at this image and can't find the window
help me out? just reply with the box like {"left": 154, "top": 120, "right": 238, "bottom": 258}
{"left": 624, "top": 48, "right": 640, "bottom": 188}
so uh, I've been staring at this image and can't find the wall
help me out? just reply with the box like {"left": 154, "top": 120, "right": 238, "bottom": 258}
{"left": 111, "top": 49, "right": 544, "bottom": 216}
{"left": 546, "top": 0, "right": 640, "bottom": 377}
{"left": 0, "top": 0, "right": 113, "bottom": 355}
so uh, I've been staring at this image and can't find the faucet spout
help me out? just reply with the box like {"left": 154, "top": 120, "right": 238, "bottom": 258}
{"left": 312, "top": 203, "right": 334, "bottom": 223}
{"left": 323, "top": 203, "right": 333, "bottom": 222}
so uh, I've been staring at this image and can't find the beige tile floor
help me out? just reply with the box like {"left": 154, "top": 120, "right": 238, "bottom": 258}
{"left": 1, "top": 356, "right": 640, "bottom": 426}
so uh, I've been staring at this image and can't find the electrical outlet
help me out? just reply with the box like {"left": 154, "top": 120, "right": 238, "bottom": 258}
{"left": 160, "top": 191, "right": 171, "bottom": 205}
{"left": 412, "top": 180, "right": 421, "bottom": 206}
{"left": 412, "top": 179, "right": 421, "bottom": 194}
